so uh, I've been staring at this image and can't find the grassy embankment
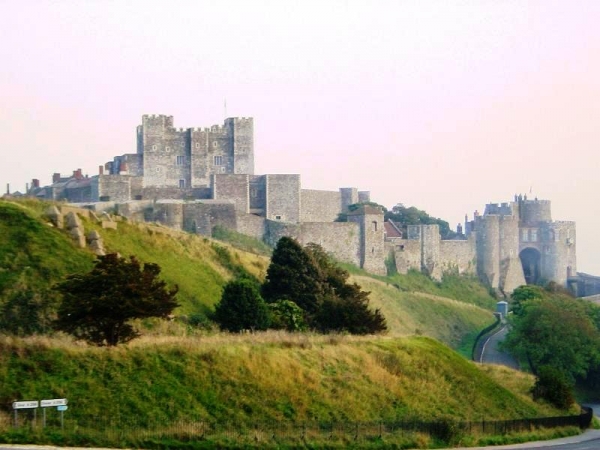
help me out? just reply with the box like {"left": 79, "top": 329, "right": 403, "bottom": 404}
{"left": 0, "top": 198, "right": 497, "bottom": 346}
{"left": 0, "top": 334, "right": 580, "bottom": 448}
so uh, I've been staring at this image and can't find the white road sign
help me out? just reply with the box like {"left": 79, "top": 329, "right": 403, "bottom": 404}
{"left": 41, "top": 398, "right": 67, "bottom": 407}
{"left": 12, "top": 400, "right": 39, "bottom": 409}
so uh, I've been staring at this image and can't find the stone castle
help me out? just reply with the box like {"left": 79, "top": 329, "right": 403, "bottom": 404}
{"left": 23, "top": 114, "right": 577, "bottom": 295}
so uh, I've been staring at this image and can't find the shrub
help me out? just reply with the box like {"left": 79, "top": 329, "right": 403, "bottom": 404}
{"left": 531, "top": 366, "right": 574, "bottom": 409}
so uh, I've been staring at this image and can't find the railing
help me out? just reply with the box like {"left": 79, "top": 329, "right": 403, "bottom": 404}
{"left": 4, "top": 407, "right": 592, "bottom": 447}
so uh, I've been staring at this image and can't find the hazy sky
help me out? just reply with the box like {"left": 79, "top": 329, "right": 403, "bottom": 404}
{"left": 1, "top": 1, "right": 599, "bottom": 274}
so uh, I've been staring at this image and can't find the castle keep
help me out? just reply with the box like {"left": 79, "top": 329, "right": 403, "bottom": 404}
{"left": 25, "top": 114, "right": 577, "bottom": 294}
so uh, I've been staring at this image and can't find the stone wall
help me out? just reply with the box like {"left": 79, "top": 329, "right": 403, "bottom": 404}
{"left": 213, "top": 174, "right": 250, "bottom": 213}
{"left": 266, "top": 220, "right": 362, "bottom": 267}
{"left": 93, "top": 175, "right": 137, "bottom": 203}
{"left": 265, "top": 174, "right": 300, "bottom": 223}
{"left": 116, "top": 200, "right": 153, "bottom": 222}
{"left": 519, "top": 199, "right": 552, "bottom": 225}
{"left": 136, "top": 115, "right": 255, "bottom": 190}
{"left": 340, "top": 187, "right": 358, "bottom": 211}
{"left": 236, "top": 213, "right": 266, "bottom": 240}
{"left": 388, "top": 240, "right": 421, "bottom": 274}
{"left": 421, "top": 225, "right": 442, "bottom": 279}
{"left": 181, "top": 201, "right": 238, "bottom": 235}
{"left": 249, "top": 175, "right": 266, "bottom": 213}
{"left": 540, "top": 221, "right": 577, "bottom": 285}
{"left": 348, "top": 205, "right": 386, "bottom": 275}
{"left": 153, "top": 201, "right": 184, "bottom": 229}
{"left": 476, "top": 215, "right": 501, "bottom": 288}
{"left": 228, "top": 117, "right": 254, "bottom": 175}
{"left": 300, "top": 189, "right": 341, "bottom": 222}
{"left": 439, "top": 238, "right": 476, "bottom": 275}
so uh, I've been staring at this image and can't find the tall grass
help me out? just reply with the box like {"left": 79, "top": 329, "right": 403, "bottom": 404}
{"left": 0, "top": 334, "right": 571, "bottom": 428}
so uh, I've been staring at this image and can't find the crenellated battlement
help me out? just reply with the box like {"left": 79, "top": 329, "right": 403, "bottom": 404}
{"left": 484, "top": 202, "right": 514, "bottom": 216}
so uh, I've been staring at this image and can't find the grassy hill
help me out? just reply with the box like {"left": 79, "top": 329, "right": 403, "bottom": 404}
{"left": 0, "top": 198, "right": 585, "bottom": 448}
{"left": 0, "top": 334, "right": 577, "bottom": 448}
{"left": 0, "top": 198, "right": 496, "bottom": 345}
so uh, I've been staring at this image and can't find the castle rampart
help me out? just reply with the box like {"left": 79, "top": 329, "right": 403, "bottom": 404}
{"left": 300, "top": 189, "right": 343, "bottom": 222}
{"left": 24, "top": 114, "right": 578, "bottom": 291}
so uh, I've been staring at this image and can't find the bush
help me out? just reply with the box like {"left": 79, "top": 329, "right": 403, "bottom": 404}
{"left": 214, "top": 279, "right": 270, "bottom": 332}
{"left": 531, "top": 366, "right": 574, "bottom": 409}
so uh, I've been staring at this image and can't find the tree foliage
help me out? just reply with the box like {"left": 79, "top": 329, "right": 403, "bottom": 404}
{"left": 503, "top": 288, "right": 600, "bottom": 382}
{"left": 262, "top": 238, "right": 387, "bottom": 334}
{"left": 54, "top": 254, "right": 179, "bottom": 346}
{"left": 268, "top": 299, "right": 306, "bottom": 332}
{"left": 262, "top": 237, "right": 325, "bottom": 314}
{"left": 385, "top": 203, "right": 457, "bottom": 239}
{"left": 530, "top": 365, "right": 575, "bottom": 409}
{"left": 214, "top": 278, "right": 270, "bottom": 332}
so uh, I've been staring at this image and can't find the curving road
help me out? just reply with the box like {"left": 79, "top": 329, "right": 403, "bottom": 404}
{"left": 480, "top": 325, "right": 520, "bottom": 369}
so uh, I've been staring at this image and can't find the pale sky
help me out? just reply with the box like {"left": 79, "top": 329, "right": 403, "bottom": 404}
{"left": 1, "top": 1, "right": 599, "bottom": 274}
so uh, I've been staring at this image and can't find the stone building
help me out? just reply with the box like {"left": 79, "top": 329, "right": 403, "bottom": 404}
{"left": 387, "top": 195, "right": 577, "bottom": 295}
{"left": 25, "top": 114, "right": 578, "bottom": 290}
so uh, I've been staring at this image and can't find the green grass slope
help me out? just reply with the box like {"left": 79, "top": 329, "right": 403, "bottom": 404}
{"left": 0, "top": 198, "right": 497, "bottom": 345}
{"left": 0, "top": 334, "right": 568, "bottom": 430}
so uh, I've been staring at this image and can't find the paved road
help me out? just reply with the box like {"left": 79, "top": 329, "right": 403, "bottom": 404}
{"left": 449, "top": 429, "right": 600, "bottom": 449}
{"left": 480, "top": 325, "right": 520, "bottom": 369}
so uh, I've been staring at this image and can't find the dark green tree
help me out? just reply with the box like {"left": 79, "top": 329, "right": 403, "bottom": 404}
{"left": 214, "top": 278, "right": 270, "bottom": 332}
{"left": 531, "top": 365, "right": 574, "bottom": 409}
{"left": 306, "top": 243, "right": 387, "bottom": 334}
{"left": 510, "top": 285, "right": 545, "bottom": 316}
{"left": 503, "top": 293, "right": 600, "bottom": 380}
{"left": 261, "top": 237, "right": 325, "bottom": 315}
{"left": 54, "top": 253, "right": 179, "bottom": 346}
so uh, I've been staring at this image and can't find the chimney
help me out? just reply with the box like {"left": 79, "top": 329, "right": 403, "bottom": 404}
{"left": 119, "top": 162, "right": 129, "bottom": 175}
{"left": 32, "top": 179, "right": 40, "bottom": 189}
{"left": 73, "top": 169, "right": 83, "bottom": 180}
{"left": 53, "top": 173, "right": 61, "bottom": 183}
{"left": 99, "top": 165, "right": 104, "bottom": 175}
{"left": 6, "top": 183, "right": 9, "bottom": 195}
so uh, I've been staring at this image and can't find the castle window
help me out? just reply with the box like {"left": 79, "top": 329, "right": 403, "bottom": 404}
{"left": 152, "top": 145, "right": 157, "bottom": 151}
{"left": 214, "top": 155, "right": 223, "bottom": 166}
{"left": 155, "top": 167, "right": 161, "bottom": 173}
{"left": 372, "top": 221, "right": 378, "bottom": 231}
{"left": 195, "top": 142, "right": 200, "bottom": 148}
{"left": 176, "top": 155, "right": 185, "bottom": 166}
{"left": 179, "top": 179, "right": 185, "bottom": 189}
{"left": 530, "top": 229, "right": 538, "bottom": 242}
{"left": 521, "top": 229, "right": 529, "bottom": 242}
{"left": 275, "top": 215, "right": 282, "bottom": 220}
{"left": 165, "top": 146, "right": 171, "bottom": 152}
{"left": 213, "top": 141, "right": 218, "bottom": 148}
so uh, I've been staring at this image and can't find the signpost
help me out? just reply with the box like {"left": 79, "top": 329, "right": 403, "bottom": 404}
{"left": 12, "top": 400, "right": 39, "bottom": 409}
{"left": 41, "top": 398, "right": 68, "bottom": 428}
{"left": 41, "top": 398, "right": 67, "bottom": 407}
{"left": 12, "top": 401, "right": 39, "bottom": 427}
{"left": 13, "top": 399, "right": 69, "bottom": 428}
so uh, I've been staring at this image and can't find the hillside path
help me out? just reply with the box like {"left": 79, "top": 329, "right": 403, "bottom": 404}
{"left": 479, "top": 325, "right": 520, "bottom": 369}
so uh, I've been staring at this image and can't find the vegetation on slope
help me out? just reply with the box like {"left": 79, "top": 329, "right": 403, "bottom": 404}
{"left": 0, "top": 334, "right": 571, "bottom": 430}
{"left": 0, "top": 198, "right": 496, "bottom": 346}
